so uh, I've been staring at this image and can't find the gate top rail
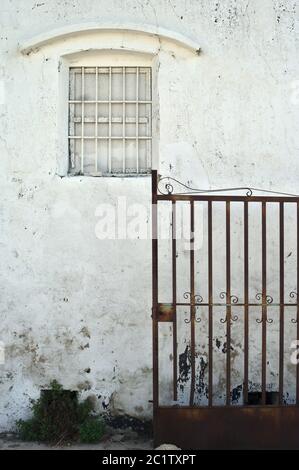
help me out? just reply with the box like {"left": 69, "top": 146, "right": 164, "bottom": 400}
{"left": 155, "top": 172, "right": 299, "bottom": 202}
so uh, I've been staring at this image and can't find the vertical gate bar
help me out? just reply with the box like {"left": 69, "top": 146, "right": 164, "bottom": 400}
{"left": 208, "top": 201, "right": 213, "bottom": 406}
{"left": 152, "top": 170, "right": 159, "bottom": 409}
{"left": 136, "top": 67, "right": 139, "bottom": 173}
{"left": 81, "top": 66, "right": 85, "bottom": 174}
{"left": 297, "top": 202, "right": 299, "bottom": 404}
{"left": 189, "top": 200, "right": 196, "bottom": 406}
{"left": 261, "top": 202, "right": 267, "bottom": 405}
{"left": 279, "top": 202, "right": 284, "bottom": 404}
{"left": 244, "top": 201, "right": 249, "bottom": 405}
{"left": 172, "top": 201, "right": 178, "bottom": 401}
{"left": 226, "top": 201, "right": 231, "bottom": 406}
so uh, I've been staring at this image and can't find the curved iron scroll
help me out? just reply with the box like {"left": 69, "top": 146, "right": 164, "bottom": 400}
{"left": 254, "top": 293, "right": 273, "bottom": 323}
{"left": 157, "top": 176, "right": 299, "bottom": 197}
{"left": 219, "top": 291, "right": 239, "bottom": 304}
{"left": 183, "top": 292, "right": 203, "bottom": 304}
{"left": 290, "top": 291, "right": 298, "bottom": 301}
{"left": 220, "top": 314, "right": 239, "bottom": 324}
{"left": 255, "top": 293, "right": 274, "bottom": 304}
{"left": 184, "top": 315, "right": 201, "bottom": 324}
{"left": 256, "top": 316, "right": 273, "bottom": 324}
{"left": 183, "top": 292, "right": 202, "bottom": 323}
{"left": 290, "top": 292, "right": 298, "bottom": 323}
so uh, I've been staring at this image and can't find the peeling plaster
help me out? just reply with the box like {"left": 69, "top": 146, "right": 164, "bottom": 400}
{"left": 0, "top": 0, "right": 299, "bottom": 431}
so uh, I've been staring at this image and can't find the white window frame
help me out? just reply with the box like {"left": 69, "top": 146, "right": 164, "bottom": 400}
{"left": 68, "top": 65, "right": 152, "bottom": 176}
{"left": 56, "top": 50, "right": 158, "bottom": 178}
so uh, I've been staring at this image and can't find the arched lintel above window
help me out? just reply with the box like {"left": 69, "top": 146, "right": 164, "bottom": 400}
{"left": 61, "top": 48, "right": 156, "bottom": 65}
{"left": 19, "top": 22, "right": 201, "bottom": 56}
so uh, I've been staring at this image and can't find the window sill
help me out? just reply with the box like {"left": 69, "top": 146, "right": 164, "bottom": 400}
{"left": 66, "top": 172, "right": 152, "bottom": 178}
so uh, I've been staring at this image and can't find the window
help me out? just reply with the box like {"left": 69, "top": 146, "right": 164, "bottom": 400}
{"left": 68, "top": 66, "right": 152, "bottom": 176}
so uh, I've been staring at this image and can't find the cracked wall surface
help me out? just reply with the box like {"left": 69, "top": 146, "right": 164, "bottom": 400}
{"left": 0, "top": 0, "right": 299, "bottom": 429}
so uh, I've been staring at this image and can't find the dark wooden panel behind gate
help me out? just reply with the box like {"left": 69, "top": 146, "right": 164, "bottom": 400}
{"left": 152, "top": 170, "right": 299, "bottom": 449}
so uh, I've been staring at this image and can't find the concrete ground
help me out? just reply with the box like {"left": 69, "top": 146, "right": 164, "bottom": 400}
{"left": 0, "top": 431, "right": 153, "bottom": 450}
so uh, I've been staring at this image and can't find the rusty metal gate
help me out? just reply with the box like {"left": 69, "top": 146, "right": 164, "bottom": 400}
{"left": 152, "top": 170, "right": 299, "bottom": 449}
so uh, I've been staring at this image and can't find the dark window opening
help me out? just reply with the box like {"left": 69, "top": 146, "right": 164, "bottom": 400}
{"left": 246, "top": 391, "right": 279, "bottom": 405}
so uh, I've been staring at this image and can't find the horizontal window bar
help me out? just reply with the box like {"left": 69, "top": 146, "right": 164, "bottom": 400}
{"left": 71, "top": 117, "right": 149, "bottom": 124}
{"left": 70, "top": 67, "right": 150, "bottom": 74}
{"left": 69, "top": 100, "right": 152, "bottom": 104}
{"left": 68, "top": 136, "right": 152, "bottom": 140}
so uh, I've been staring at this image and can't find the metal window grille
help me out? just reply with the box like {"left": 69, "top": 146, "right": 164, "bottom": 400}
{"left": 68, "top": 66, "right": 152, "bottom": 176}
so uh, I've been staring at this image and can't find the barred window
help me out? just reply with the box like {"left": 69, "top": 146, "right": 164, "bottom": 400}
{"left": 68, "top": 66, "right": 152, "bottom": 176}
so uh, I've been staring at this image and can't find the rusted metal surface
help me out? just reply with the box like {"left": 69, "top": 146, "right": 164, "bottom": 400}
{"left": 261, "top": 201, "right": 267, "bottom": 405}
{"left": 152, "top": 171, "right": 299, "bottom": 448}
{"left": 171, "top": 201, "right": 177, "bottom": 401}
{"left": 152, "top": 170, "right": 158, "bottom": 410}
{"left": 279, "top": 202, "right": 284, "bottom": 405}
{"left": 226, "top": 201, "right": 231, "bottom": 406}
{"left": 243, "top": 201, "right": 249, "bottom": 406}
{"left": 297, "top": 201, "right": 299, "bottom": 405}
{"left": 189, "top": 200, "right": 195, "bottom": 406}
{"left": 154, "top": 406, "right": 299, "bottom": 449}
{"left": 157, "top": 303, "right": 174, "bottom": 322}
{"left": 208, "top": 201, "right": 213, "bottom": 407}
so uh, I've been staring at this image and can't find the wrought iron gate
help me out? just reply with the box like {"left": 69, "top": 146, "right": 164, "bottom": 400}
{"left": 152, "top": 170, "right": 299, "bottom": 449}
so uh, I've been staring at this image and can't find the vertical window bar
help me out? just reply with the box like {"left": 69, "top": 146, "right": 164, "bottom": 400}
{"left": 95, "top": 66, "right": 98, "bottom": 173}
{"left": 208, "top": 201, "right": 213, "bottom": 407}
{"left": 279, "top": 202, "right": 284, "bottom": 404}
{"left": 261, "top": 202, "right": 267, "bottom": 405}
{"left": 244, "top": 201, "right": 249, "bottom": 405}
{"left": 69, "top": 70, "right": 75, "bottom": 170}
{"left": 136, "top": 67, "right": 139, "bottom": 173}
{"left": 108, "top": 67, "right": 112, "bottom": 173}
{"left": 81, "top": 67, "right": 85, "bottom": 174}
{"left": 122, "top": 67, "right": 126, "bottom": 173}
{"left": 189, "top": 200, "right": 196, "bottom": 406}
{"left": 172, "top": 201, "right": 177, "bottom": 401}
{"left": 226, "top": 201, "right": 231, "bottom": 406}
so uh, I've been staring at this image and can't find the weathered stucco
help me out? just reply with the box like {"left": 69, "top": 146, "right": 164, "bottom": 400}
{"left": 0, "top": 0, "right": 298, "bottom": 430}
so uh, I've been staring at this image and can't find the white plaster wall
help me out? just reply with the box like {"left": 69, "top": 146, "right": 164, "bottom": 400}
{"left": 0, "top": 0, "right": 298, "bottom": 430}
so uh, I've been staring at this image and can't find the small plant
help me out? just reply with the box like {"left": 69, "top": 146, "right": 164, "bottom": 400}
{"left": 79, "top": 417, "right": 106, "bottom": 443}
{"left": 16, "top": 380, "right": 105, "bottom": 444}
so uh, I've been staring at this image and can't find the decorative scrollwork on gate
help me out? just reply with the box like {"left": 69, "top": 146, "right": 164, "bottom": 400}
{"left": 157, "top": 176, "right": 253, "bottom": 196}
{"left": 219, "top": 292, "right": 239, "bottom": 304}
{"left": 183, "top": 292, "right": 204, "bottom": 304}
{"left": 255, "top": 293, "right": 274, "bottom": 305}
{"left": 253, "top": 293, "right": 273, "bottom": 324}
{"left": 184, "top": 314, "right": 201, "bottom": 324}
{"left": 220, "top": 314, "right": 239, "bottom": 324}
{"left": 256, "top": 316, "right": 273, "bottom": 324}
{"left": 157, "top": 175, "right": 299, "bottom": 197}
